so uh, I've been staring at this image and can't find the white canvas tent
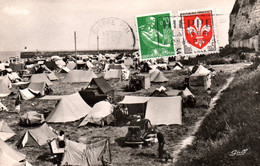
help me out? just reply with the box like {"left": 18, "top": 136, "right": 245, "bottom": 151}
{"left": 79, "top": 101, "right": 113, "bottom": 126}
{"left": 0, "top": 79, "right": 11, "bottom": 97}
{"left": 19, "top": 89, "right": 35, "bottom": 100}
{"left": 66, "top": 61, "right": 77, "bottom": 70}
{"left": 0, "top": 120, "right": 15, "bottom": 141}
{"left": 0, "top": 138, "right": 31, "bottom": 166}
{"left": 190, "top": 65, "right": 211, "bottom": 91}
{"left": 17, "top": 123, "right": 57, "bottom": 148}
{"left": 145, "top": 96, "right": 182, "bottom": 125}
{"left": 47, "top": 72, "right": 58, "bottom": 81}
{"left": 149, "top": 69, "right": 168, "bottom": 83}
{"left": 0, "top": 101, "right": 8, "bottom": 111}
{"left": 46, "top": 93, "right": 91, "bottom": 123}
{"left": 30, "top": 73, "right": 53, "bottom": 86}
{"left": 182, "top": 87, "right": 194, "bottom": 98}
{"left": 62, "top": 70, "right": 97, "bottom": 83}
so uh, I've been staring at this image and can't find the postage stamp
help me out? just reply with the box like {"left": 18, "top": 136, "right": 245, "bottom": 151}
{"left": 179, "top": 10, "right": 219, "bottom": 56}
{"left": 136, "top": 12, "right": 175, "bottom": 60}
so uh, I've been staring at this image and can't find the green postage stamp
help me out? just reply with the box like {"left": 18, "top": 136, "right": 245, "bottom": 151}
{"left": 136, "top": 12, "right": 175, "bottom": 60}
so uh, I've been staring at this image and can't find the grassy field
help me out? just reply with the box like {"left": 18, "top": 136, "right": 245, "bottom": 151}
{"left": 0, "top": 63, "right": 246, "bottom": 166}
{"left": 175, "top": 63, "right": 260, "bottom": 166}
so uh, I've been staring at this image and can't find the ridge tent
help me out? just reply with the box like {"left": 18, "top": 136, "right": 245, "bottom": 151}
{"left": 0, "top": 120, "right": 15, "bottom": 141}
{"left": 86, "top": 61, "right": 94, "bottom": 69}
{"left": 46, "top": 93, "right": 91, "bottom": 123}
{"left": 165, "top": 89, "right": 182, "bottom": 96}
{"left": 135, "top": 74, "right": 150, "bottom": 90}
{"left": 79, "top": 101, "right": 114, "bottom": 127}
{"left": 189, "top": 65, "right": 211, "bottom": 91}
{"left": 88, "top": 77, "right": 114, "bottom": 95}
{"left": 0, "top": 138, "right": 30, "bottom": 166}
{"left": 17, "top": 123, "right": 57, "bottom": 149}
{"left": 193, "top": 65, "right": 211, "bottom": 76}
{"left": 0, "top": 101, "right": 8, "bottom": 111}
{"left": 47, "top": 72, "right": 58, "bottom": 81}
{"left": 55, "top": 60, "right": 66, "bottom": 67}
{"left": 0, "top": 75, "right": 12, "bottom": 88}
{"left": 0, "top": 79, "right": 11, "bottom": 97}
{"left": 44, "top": 60, "right": 58, "bottom": 71}
{"left": 0, "top": 63, "right": 5, "bottom": 71}
{"left": 149, "top": 69, "right": 168, "bottom": 83}
{"left": 150, "top": 90, "right": 168, "bottom": 97}
{"left": 172, "top": 61, "right": 184, "bottom": 70}
{"left": 7, "top": 72, "right": 20, "bottom": 83}
{"left": 66, "top": 61, "right": 77, "bottom": 70}
{"left": 30, "top": 73, "right": 53, "bottom": 86}
{"left": 79, "top": 76, "right": 114, "bottom": 106}
{"left": 9, "top": 63, "right": 24, "bottom": 72}
{"left": 124, "top": 58, "right": 133, "bottom": 68}
{"left": 61, "top": 138, "right": 111, "bottom": 166}
{"left": 19, "top": 89, "right": 35, "bottom": 100}
{"left": 58, "top": 66, "right": 70, "bottom": 73}
{"left": 145, "top": 96, "right": 182, "bottom": 125}
{"left": 61, "top": 139, "right": 86, "bottom": 166}
{"left": 62, "top": 70, "right": 97, "bottom": 83}
{"left": 182, "top": 87, "right": 194, "bottom": 98}
{"left": 28, "top": 82, "right": 50, "bottom": 96}
{"left": 104, "top": 70, "right": 121, "bottom": 80}
{"left": 173, "top": 65, "right": 182, "bottom": 70}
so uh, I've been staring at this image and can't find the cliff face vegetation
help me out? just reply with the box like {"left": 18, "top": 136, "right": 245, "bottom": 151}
{"left": 229, "top": 0, "right": 260, "bottom": 42}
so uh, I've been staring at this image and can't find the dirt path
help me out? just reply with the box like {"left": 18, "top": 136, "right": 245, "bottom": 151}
{"left": 170, "top": 63, "right": 251, "bottom": 165}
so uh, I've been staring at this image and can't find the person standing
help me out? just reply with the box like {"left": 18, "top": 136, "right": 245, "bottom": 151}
{"left": 15, "top": 96, "right": 21, "bottom": 113}
{"left": 156, "top": 127, "right": 165, "bottom": 159}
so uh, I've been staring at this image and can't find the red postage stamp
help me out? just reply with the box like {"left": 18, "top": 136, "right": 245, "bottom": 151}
{"left": 180, "top": 10, "right": 219, "bottom": 56}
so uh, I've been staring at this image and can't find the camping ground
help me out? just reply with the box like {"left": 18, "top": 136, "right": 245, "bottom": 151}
{"left": 0, "top": 62, "right": 251, "bottom": 166}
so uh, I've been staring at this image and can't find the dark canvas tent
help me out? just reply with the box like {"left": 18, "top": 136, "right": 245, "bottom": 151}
{"left": 119, "top": 96, "right": 150, "bottom": 116}
{"left": 62, "top": 70, "right": 97, "bottom": 83}
{"left": 88, "top": 77, "right": 114, "bottom": 95}
{"left": 17, "top": 123, "right": 57, "bottom": 148}
{"left": 44, "top": 61, "right": 58, "bottom": 70}
{"left": 79, "top": 76, "right": 114, "bottom": 106}
{"left": 9, "top": 63, "right": 24, "bottom": 72}
{"left": 46, "top": 93, "right": 91, "bottom": 123}
{"left": 0, "top": 120, "right": 15, "bottom": 141}
{"left": 30, "top": 73, "right": 53, "bottom": 86}
{"left": 150, "top": 90, "right": 168, "bottom": 97}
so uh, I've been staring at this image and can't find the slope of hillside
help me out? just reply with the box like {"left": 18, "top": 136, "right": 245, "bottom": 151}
{"left": 175, "top": 63, "right": 260, "bottom": 165}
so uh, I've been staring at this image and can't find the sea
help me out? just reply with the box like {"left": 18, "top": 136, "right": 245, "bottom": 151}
{"left": 0, "top": 51, "right": 21, "bottom": 63}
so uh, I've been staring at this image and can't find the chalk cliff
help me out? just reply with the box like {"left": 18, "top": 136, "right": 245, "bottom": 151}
{"left": 229, "top": 0, "right": 260, "bottom": 42}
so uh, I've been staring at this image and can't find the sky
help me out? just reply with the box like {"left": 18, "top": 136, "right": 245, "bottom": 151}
{"left": 0, "top": 0, "right": 236, "bottom": 52}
